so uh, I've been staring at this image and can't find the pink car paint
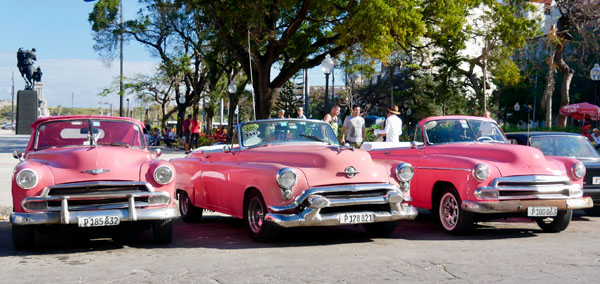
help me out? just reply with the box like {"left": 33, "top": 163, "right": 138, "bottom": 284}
{"left": 364, "top": 115, "right": 592, "bottom": 234}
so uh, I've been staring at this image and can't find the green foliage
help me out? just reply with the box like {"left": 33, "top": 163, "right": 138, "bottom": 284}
{"left": 272, "top": 81, "right": 304, "bottom": 118}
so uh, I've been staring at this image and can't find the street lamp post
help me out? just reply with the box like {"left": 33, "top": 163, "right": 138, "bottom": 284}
{"left": 590, "top": 63, "right": 600, "bottom": 105}
{"left": 228, "top": 81, "right": 237, "bottom": 127}
{"left": 321, "top": 54, "right": 334, "bottom": 110}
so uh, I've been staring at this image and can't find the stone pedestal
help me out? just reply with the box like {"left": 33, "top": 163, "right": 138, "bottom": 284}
{"left": 16, "top": 90, "right": 39, "bottom": 135}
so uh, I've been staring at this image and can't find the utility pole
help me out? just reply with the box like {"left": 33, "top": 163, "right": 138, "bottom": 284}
{"left": 71, "top": 92, "right": 74, "bottom": 114}
{"left": 11, "top": 71, "right": 14, "bottom": 124}
{"left": 119, "top": 0, "right": 124, "bottom": 117}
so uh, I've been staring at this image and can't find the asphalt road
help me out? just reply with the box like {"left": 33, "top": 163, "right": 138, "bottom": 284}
{"left": 0, "top": 129, "right": 599, "bottom": 283}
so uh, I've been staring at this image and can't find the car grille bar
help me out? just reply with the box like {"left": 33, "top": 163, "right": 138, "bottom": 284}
{"left": 42, "top": 181, "right": 155, "bottom": 197}
{"left": 486, "top": 175, "right": 576, "bottom": 200}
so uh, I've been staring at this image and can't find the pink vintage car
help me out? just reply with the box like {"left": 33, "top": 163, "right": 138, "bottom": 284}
{"left": 363, "top": 115, "right": 593, "bottom": 234}
{"left": 10, "top": 116, "right": 177, "bottom": 249}
{"left": 171, "top": 119, "right": 417, "bottom": 241}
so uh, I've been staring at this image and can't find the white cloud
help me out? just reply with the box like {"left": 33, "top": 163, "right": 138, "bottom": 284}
{"left": 0, "top": 51, "right": 158, "bottom": 108}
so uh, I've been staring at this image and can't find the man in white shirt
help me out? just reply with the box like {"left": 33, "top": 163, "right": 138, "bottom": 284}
{"left": 374, "top": 105, "right": 403, "bottom": 142}
{"left": 341, "top": 105, "right": 366, "bottom": 148}
{"left": 592, "top": 128, "right": 600, "bottom": 148}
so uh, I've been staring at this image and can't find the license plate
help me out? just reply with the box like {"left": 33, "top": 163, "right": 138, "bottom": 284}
{"left": 78, "top": 216, "right": 120, "bottom": 227}
{"left": 527, "top": 207, "right": 557, "bottom": 217}
{"left": 593, "top": 177, "right": 600, "bottom": 185}
{"left": 339, "top": 213, "right": 375, "bottom": 224}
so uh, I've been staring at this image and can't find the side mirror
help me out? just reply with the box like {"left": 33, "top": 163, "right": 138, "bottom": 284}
{"left": 13, "top": 150, "right": 24, "bottom": 161}
{"left": 410, "top": 141, "right": 418, "bottom": 149}
{"left": 223, "top": 145, "right": 231, "bottom": 153}
{"left": 153, "top": 148, "right": 162, "bottom": 158}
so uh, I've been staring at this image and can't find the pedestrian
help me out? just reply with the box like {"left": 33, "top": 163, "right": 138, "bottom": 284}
{"left": 374, "top": 105, "right": 403, "bottom": 142}
{"left": 592, "top": 128, "right": 600, "bottom": 149}
{"left": 323, "top": 105, "right": 341, "bottom": 137}
{"left": 277, "top": 109, "right": 285, "bottom": 119}
{"left": 190, "top": 114, "right": 202, "bottom": 149}
{"left": 183, "top": 114, "right": 192, "bottom": 154}
{"left": 296, "top": 107, "right": 306, "bottom": 119}
{"left": 341, "top": 105, "right": 365, "bottom": 148}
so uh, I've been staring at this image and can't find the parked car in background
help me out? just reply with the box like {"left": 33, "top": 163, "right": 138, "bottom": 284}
{"left": 171, "top": 119, "right": 417, "bottom": 242}
{"left": 2, "top": 122, "right": 15, "bottom": 130}
{"left": 363, "top": 116, "right": 593, "bottom": 234}
{"left": 10, "top": 115, "right": 177, "bottom": 249}
{"left": 506, "top": 131, "right": 600, "bottom": 215}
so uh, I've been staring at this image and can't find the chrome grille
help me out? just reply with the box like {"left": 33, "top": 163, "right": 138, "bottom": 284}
{"left": 488, "top": 175, "right": 573, "bottom": 200}
{"left": 42, "top": 181, "right": 154, "bottom": 197}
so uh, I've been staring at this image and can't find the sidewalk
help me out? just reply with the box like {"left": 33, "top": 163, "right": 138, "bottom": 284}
{"left": 0, "top": 129, "right": 186, "bottom": 219}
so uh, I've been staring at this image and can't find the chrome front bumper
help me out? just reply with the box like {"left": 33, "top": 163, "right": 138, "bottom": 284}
{"left": 462, "top": 197, "right": 593, "bottom": 214}
{"left": 11, "top": 207, "right": 178, "bottom": 225}
{"left": 265, "top": 183, "right": 418, "bottom": 228}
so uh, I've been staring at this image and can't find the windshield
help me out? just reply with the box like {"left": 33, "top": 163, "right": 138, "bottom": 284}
{"left": 423, "top": 119, "right": 507, "bottom": 144}
{"left": 34, "top": 119, "right": 145, "bottom": 150}
{"left": 239, "top": 120, "right": 339, "bottom": 147}
{"left": 530, "top": 135, "right": 600, "bottom": 159}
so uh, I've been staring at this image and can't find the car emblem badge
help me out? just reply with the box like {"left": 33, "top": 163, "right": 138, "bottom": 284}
{"left": 82, "top": 168, "right": 112, "bottom": 175}
{"left": 343, "top": 166, "right": 360, "bottom": 178}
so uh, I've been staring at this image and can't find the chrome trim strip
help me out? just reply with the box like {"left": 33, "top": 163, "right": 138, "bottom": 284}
{"left": 21, "top": 191, "right": 171, "bottom": 213}
{"left": 268, "top": 183, "right": 401, "bottom": 212}
{"left": 41, "top": 181, "right": 155, "bottom": 196}
{"left": 417, "top": 167, "right": 471, "bottom": 172}
{"left": 11, "top": 207, "right": 178, "bottom": 225}
{"left": 461, "top": 197, "right": 593, "bottom": 214}
{"left": 265, "top": 205, "right": 418, "bottom": 227}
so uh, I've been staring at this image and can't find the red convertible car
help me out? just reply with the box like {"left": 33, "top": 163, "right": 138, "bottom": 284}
{"left": 171, "top": 119, "right": 417, "bottom": 241}
{"left": 363, "top": 115, "right": 592, "bottom": 234}
{"left": 10, "top": 116, "right": 177, "bottom": 249}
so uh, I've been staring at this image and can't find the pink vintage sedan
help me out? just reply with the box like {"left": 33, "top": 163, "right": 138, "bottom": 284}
{"left": 171, "top": 119, "right": 417, "bottom": 242}
{"left": 363, "top": 115, "right": 593, "bottom": 234}
{"left": 10, "top": 116, "right": 177, "bottom": 249}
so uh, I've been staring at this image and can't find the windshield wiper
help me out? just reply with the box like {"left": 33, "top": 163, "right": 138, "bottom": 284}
{"left": 98, "top": 142, "right": 131, "bottom": 148}
{"left": 300, "top": 134, "right": 327, "bottom": 143}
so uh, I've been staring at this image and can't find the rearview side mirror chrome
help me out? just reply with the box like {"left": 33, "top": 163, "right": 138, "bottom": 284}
{"left": 13, "top": 150, "right": 24, "bottom": 161}
{"left": 223, "top": 145, "right": 231, "bottom": 153}
{"left": 153, "top": 148, "right": 162, "bottom": 158}
{"left": 410, "top": 141, "right": 418, "bottom": 149}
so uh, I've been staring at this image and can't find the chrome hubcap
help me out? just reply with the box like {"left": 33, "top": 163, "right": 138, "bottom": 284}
{"left": 440, "top": 193, "right": 459, "bottom": 230}
{"left": 248, "top": 197, "right": 264, "bottom": 233}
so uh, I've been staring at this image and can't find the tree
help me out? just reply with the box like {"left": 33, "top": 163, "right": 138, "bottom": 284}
{"left": 273, "top": 80, "right": 304, "bottom": 118}
{"left": 197, "top": 0, "right": 427, "bottom": 119}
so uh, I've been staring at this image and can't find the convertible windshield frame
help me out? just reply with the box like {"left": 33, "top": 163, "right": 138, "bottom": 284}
{"left": 422, "top": 118, "right": 508, "bottom": 145}
{"left": 237, "top": 119, "right": 340, "bottom": 149}
{"left": 33, "top": 119, "right": 146, "bottom": 150}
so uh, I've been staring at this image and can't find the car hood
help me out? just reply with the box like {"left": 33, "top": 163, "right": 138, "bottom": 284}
{"left": 27, "top": 146, "right": 150, "bottom": 183}
{"left": 427, "top": 143, "right": 563, "bottom": 176}
{"left": 242, "top": 144, "right": 390, "bottom": 187}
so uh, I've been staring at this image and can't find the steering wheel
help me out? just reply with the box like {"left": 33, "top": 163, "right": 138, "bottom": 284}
{"left": 477, "top": 136, "right": 494, "bottom": 142}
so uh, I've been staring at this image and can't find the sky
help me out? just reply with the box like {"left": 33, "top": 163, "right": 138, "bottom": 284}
{"left": 0, "top": 0, "right": 343, "bottom": 109}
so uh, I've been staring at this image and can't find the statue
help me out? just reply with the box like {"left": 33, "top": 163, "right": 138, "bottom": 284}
{"left": 16, "top": 48, "right": 42, "bottom": 90}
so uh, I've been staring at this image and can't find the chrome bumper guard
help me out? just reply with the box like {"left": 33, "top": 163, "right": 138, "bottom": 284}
{"left": 11, "top": 207, "right": 178, "bottom": 225}
{"left": 12, "top": 181, "right": 176, "bottom": 225}
{"left": 462, "top": 197, "right": 593, "bottom": 214}
{"left": 266, "top": 183, "right": 417, "bottom": 228}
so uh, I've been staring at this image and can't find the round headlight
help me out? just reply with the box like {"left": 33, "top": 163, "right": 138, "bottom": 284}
{"left": 572, "top": 162, "right": 586, "bottom": 180}
{"left": 276, "top": 168, "right": 297, "bottom": 189}
{"left": 395, "top": 163, "right": 414, "bottom": 182}
{"left": 16, "top": 169, "right": 38, "bottom": 189}
{"left": 153, "top": 165, "right": 174, "bottom": 185}
{"left": 472, "top": 163, "right": 489, "bottom": 182}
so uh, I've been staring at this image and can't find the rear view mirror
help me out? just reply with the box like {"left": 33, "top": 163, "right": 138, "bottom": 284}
{"left": 13, "top": 150, "right": 24, "bottom": 161}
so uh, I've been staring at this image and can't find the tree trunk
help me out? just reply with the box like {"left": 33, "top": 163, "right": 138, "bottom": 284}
{"left": 227, "top": 94, "right": 239, "bottom": 142}
{"left": 542, "top": 56, "right": 555, "bottom": 128}
{"left": 555, "top": 48, "right": 573, "bottom": 128}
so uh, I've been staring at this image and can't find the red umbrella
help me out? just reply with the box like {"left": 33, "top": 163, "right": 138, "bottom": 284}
{"left": 559, "top": 102, "right": 600, "bottom": 120}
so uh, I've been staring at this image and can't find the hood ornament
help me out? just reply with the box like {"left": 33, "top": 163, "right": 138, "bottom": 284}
{"left": 82, "top": 168, "right": 112, "bottom": 175}
{"left": 341, "top": 166, "right": 360, "bottom": 178}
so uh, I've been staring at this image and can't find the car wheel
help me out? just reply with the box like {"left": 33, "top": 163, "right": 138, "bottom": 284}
{"left": 363, "top": 221, "right": 397, "bottom": 237}
{"left": 152, "top": 219, "right": 173, "bottom": 244}
{"left": 584, "top": 206, "right": 600, "bottom": 216}
{"left": 535, "top": 210, "right": 572, "bottom": 233}
{"left": 438, "top": 187, "right": 474, "bottom": 234}
{"left": 244, "top": 190, "right": 280, "bottom": 242}
{"left": 178, "top": 191, "right": 203, "bottom": 223}
{"left": 12, "top": 225, "right": 35, "bottom": 250}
